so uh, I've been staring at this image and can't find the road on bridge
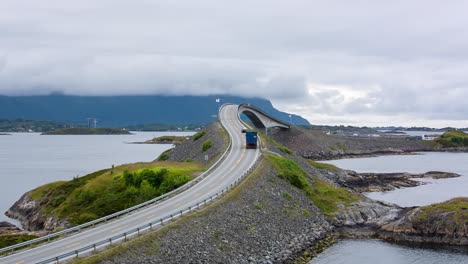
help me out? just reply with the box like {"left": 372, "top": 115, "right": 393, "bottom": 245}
{"left": 2, "top": 104, "right": 261, "bottom": 264}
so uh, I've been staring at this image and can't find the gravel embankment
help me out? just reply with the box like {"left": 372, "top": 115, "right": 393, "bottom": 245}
{"left": 166, "top": 121, "right": 228, "bottom": 166}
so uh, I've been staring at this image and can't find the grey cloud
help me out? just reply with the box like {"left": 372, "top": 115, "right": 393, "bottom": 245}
{"left": 1, "top": 0, "right": 468, "bottom": 126}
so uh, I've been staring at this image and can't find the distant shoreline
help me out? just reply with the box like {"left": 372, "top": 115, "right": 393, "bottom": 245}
{"left": 41, "top": 128, "right": 133, "bottom": 135}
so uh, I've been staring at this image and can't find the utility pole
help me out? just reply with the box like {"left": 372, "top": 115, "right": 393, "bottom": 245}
{"left": 215, "top": 98, "right": 220, "bottom": 119}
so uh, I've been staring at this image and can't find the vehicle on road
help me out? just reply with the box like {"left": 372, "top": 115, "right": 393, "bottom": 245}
{"left": 245, "top": 131, "right": 258, "bottom": 149}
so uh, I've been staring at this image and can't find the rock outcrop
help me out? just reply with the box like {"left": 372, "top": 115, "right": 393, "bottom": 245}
{"left": 5, "top": 192, "right": 68, "bottom": 232}
{"left": 342, "top": 171, "right": 460, "bottom": 192}
{"left": 0, "top": 222, "right": 22, "bottom": 236}
{"left": 380, "top": 198, "right": 468, "bottom": 246}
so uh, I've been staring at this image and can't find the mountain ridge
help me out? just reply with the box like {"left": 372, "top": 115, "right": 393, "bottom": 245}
{"left": 0, "top": 95, "right": 310, "bottom": 127}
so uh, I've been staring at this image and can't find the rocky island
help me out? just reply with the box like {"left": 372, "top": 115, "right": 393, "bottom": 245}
{"left": 131, "top": 135, "right": 189, "bottom": 144}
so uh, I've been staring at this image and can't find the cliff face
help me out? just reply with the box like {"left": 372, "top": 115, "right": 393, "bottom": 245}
{"left": 5, "top": 192, "right": 68, "bottom": 232}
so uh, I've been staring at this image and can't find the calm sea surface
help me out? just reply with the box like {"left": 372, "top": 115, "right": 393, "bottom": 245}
{"left": 312, "top": 152, "right": 468, "bottom": 263}
{"left": 323, "top": 152, "right": 468, "bottom": 206}
{"left": 0, "top": 132, "right": 193, "bottom": 223}
{"left": 311, "top": 239, "right": 468, "bottom": 264}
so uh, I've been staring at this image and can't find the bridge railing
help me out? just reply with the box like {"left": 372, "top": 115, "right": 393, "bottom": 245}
{"left": 35, "top": 154, "right": 262, "bottom": 264}
{"left": 0, "top": 106, "right": 233, "bottom": 255}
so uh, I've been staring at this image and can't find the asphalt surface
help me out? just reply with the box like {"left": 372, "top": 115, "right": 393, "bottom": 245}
{"left": 2, "top": 104, "right": 261, "bottom": 264}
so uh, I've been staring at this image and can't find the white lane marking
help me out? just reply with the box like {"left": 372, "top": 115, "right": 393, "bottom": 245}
{"left": 15, "top": 261, "right": 25, "bottom": 264}
{"left": 111, "top": 228, "right": 121, "bottom": 233}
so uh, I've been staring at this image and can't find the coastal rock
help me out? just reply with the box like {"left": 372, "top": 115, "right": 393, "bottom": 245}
{"left": 380, "top": 198, "right": 468, "bottom": 245}
{"left": 333, "top": 199, "right": 402, "bottom": 230}
{"left": 5, "top": 192, "right": 68, "bottom": 232}
{"left": 0, "top": 221, "right": 22, "bottom": 236}
{"left": 341, "top": 171, "right": 460, "bottom": 193}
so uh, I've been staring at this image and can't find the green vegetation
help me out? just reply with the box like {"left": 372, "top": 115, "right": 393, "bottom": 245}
{"left": 202, "top": 140, "right": 213, "bottom": 152}
{"left": 29, "top": 161, "right": 203, "bottom": 226}
{"left": 266, "top": 155, "right": 309, "bottom": 189}
{"left": 307, "top": 160, "right": 340, "bottom": 172}
{"left": 435, "top": 130, "right": 468, "bottom": 148}
{"left": 0, "top": 234, "right": 38, "bottom": 249}
{"left": 42, "top": 127, "right": 132, "bottom": 135}
{"left": 157, "top": 150, "right": 171, "bottom": 161}
{"left": 254, "top": 202, "right": 262, "bottom": 210}
{"left": 266, "top": 155, "right": 360, "bottom": 217}
{"left": 416, "top": 197, "right": 468, "bottom": 224}
{"left": 0, "top": 119, "right": 70, "bottom": 132}
{"left": 145, "top": 136, "right": 188, "bottom": 144}
{"left": 330, "top": 142, "right": 348, "bottom": 151}
{"left": 278, "top": 145, "right": 293, "bottom": 155}
{"left": 192, "top": 130, "right": 206, "bottom": 141}
{"left": 307, "top": 177, "right": 360, "bottom": 216}
{"left": 268, "top": 137, "right": 293, "bottom": 155}
{"left": 282, "top": 192, "right": 292, "bottom": 201}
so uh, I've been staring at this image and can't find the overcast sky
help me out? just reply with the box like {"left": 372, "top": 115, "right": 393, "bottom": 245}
{"left": 1, "top": 0, "right": 468, "bottom": 127}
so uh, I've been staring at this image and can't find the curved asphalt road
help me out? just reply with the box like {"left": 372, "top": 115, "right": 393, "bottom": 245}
{"left": 2, "top": 104, "right": 260, "bottom": 264}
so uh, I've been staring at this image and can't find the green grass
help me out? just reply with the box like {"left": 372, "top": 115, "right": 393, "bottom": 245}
{"left": 307, "top": 160, "right": 340, "bottom": 172}
{"left": 278, "top": 146, "right": 293, "bottom": 155}
{"left": 202, "top": 140, "right": 213, "bottom": 152}
{"left": 266, "top": 155, "right": 309, "bottom": 190}
{"left": 267, "top": 137, "right": 293, "bottom": 155}
{"left": 435, "top": 130, "right": 468, "bottom": 148}
{"left": 0, "top": 234, "right": 38, "bottom": 248}
{"left": 28, "top": 161, "right": 204, "bottom": 227}
{"left": 416, "top": 197, "right": 468, "bottom": 223}
{"left": 306, "top": 177, "right": 360, "bottom": 217}
{"left": 282, "top": 192, "right": 292, "bottom": 201}
{"left": 266, "top": 155, "right": 360, "bottom": 217}
{"left": 192, "top": 130, "right": 206, "bottom": 141}
{"left": 157, "top": 149, "right": 171, "bottom": 161}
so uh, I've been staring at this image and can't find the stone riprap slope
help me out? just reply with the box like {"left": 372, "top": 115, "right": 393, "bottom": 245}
{"left": 165, "top": 121, "right": 228, "bottom": 166}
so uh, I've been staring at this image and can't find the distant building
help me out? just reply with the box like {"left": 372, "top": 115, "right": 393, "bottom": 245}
{"left": 422, "top": 134, "right": 438, "bottom": 141}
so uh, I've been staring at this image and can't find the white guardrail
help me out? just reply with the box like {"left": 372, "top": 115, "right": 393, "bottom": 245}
{"left": 0, "top": 104, "right": 235, "bottom": 256}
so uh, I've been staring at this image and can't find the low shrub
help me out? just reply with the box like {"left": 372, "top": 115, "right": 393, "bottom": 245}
{"left": 202, "top": 140, "right": 213, "bottom": 152}
{"left": 192, "top": 130, "right": 206, "bottom": 141}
